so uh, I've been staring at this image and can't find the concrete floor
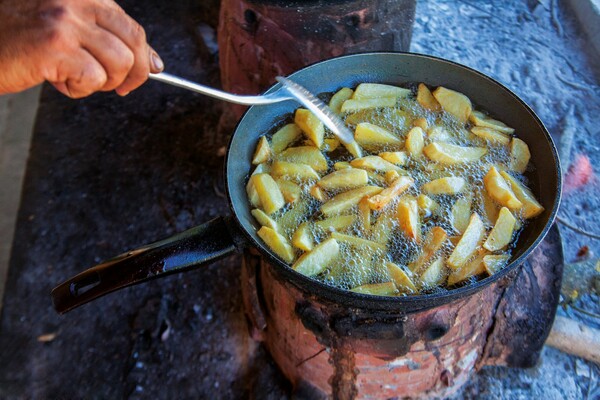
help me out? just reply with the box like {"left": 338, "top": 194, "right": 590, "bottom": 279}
{"left": 0, "top": 87, "right": 40, "bottom": 310}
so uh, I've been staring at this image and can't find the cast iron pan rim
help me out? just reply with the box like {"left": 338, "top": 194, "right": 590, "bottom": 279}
{"left": 224, "top": 51, "right": 562, "bottom": 311}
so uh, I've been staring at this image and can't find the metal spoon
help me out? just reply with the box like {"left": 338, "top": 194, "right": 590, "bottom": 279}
{"left": 149, "top": 72, "right": 354, "bottom": 144}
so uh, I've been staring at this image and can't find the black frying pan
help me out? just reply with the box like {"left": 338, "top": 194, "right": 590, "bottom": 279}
{"left": 51, "top": 52, "right": 562, "bottom": 314}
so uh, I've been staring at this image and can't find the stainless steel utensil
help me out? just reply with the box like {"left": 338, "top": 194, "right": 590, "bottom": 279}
{"left": 149, "top": 72, "right": 354, "bottom": 144}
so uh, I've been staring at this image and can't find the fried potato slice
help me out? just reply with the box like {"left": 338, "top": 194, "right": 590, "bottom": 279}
{"left": 258, "top": 226, "right": 295, "bottom": 263}
{"left": 350, "top": 281, "right": 398, "bottom": 296}
{"left": 315, "top": 215, "right": 357, "bottom": 232}
{"left": 321, "top": 185, "right": 383, "bottom": 216}
{"left": 309, "top": 184, "right": 328, "bottom": 202}
{"left": 252, "top": 136, "right": 271, "bottom": 165}
{"left": 432, "top": 86, "right": 472, "bottom": 123}
{"left": 323, "top": 138, "right": 340, "bottom": 152}
{"left": 251, "top": 209, "right": 280, "bottom": 232}
{"left": 397, "top": 196, "right": 420, "bottom": 242}
{"left": 295, "top": 108, "right": 324, "bottom": 148}
{"left": 447, "top": 213, "right": 485, "bottom": 269}
{"left": 408, "top": 226, "right": 448, "bottom": 273}
{"left": 386, "top": 262, "right": 417, "bottom": 294}
{"left": 246, "top": 179, "right": 261, "bottom": 208}
{"left": 423, "top": 142, "right": 487, "bottom": 164}
{"left": 413, "top": 117, "right": 428, "bottom": 130}
{"left": 275, "top": 178, "right": 302, "bottom": 203}
{"left": 483, "top": 207, "right": 516, "bottom": 251}
{"left": 351, "top": 156, "right": 405, "bottom": 173}
{"left": 341, "top": 97, "right": 397, "bottom": 113}
{"left": 343, "top": 140, "right": 363, "bottom": 158}
{"left": 271, "top": 161, "right": 320, "bottom": 181}
{"left": 358, "top": 197, "right": 371, "bottom": 233}
{"left": 278, "top": 146, "right": 328, "bottom": 172}
{"left": 422, "top": 177, "right": 466, "bottom": 195}
{"left": 405, "top": 127, "right": 425, "bottom": 157}
{"left": 447, "top": 250, "right": 486, "bottom": 286}
{"left": 277, "top": 200, "right": 309, "bottom": 236}
{"left": 329, "top": 87, "right": 354, "bottom": 114}
{"left": 509, "top": 138, "right": 531, "bottom": 173}
{"left": 334, "top": 161, "right": 352, "bottom": 170}
{"left": 385, "top": 170, "right": 400, "bottom": 185}
{"left": 354, "top": 122, "right": 402, "bottom": 150}
{"left": 417, "top": 83, "right": 442, "bottom": 111}
{"left": 499, "top": 171, "right": 544, "bottom": 218}
{"left": 292, "top": 222, "right": 314, "bottom": 251}
{"left": 352, "top": 83, "right": 411, "bottom": 100}
{"left": 420, "top": 256, "right": 446, "bottom": 288}
{"left": 370, "top": 208, "right": 395, "bottom": 245}
{"left": 379, "top": 151, "right": 408, "bottom": 166}
{"left": 292, "top": 237, "right": 340, "bottom": 276}
{"left": 318, "top": 168, "right": 369, "bottom": 190}
{"left": 451, "top": 195, "right": 472, "bottom": 234}
{"left": 483, "top": 166, "right": 523, "bottom": 210}
{"left": 367, "top": 176, "right": 413, "bottom": 211}
{"left": 469, "top": 110, "right": 514, "bottom": 134}
{"left": 478, "top": 188, "right": 500, "bottom": 226}
{"left": 483, "top": 254, "right": 510, "bottom": 275}
{"left": 251, "top": 162, "right": 270, "bottom": 176}
{"left": 251, "top": 173, "right": 285, "bottom": 214}
{"left": 471, "top": 126, "right": 511, "bottom": 145}
{"left": 271, "top": 123, "right": 302, "bottom": 154}
{"left": 427, "top": 126, "right": 453, "bottom": 142}
{"left": 331, "top": 231, "right": 387, "bottom": 252}
{"left": 417, "top": 194, "right": 439, "bottom": 217}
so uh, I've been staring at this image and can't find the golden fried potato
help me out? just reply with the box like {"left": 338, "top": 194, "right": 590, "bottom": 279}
{"left": 295, "top": 108, "right": 324, "bottom": 148}
{"left": 292, "top": 237, "right": 340, "bottom": 276}
{"left": 331, "top": 231, "right": 386, "bottom": 252}
{"left": 408, "top": 226, "right": 448, "bottom": 273}
{"left": 334, "top": 161, "right": 352, "bottom": 170}
{"left": 379, "top": 151, "right": 408, "bottom": 166}
{"left": 246, "top": 179, "right": 261, "bottom": 208}
{"left": 447, "top": 250, "right": 486, "bottom": 286}
{"left": 258, "top": 226, "right": 295, "bottom": 263}
{"left": 271, "top": 160, "right": 320, "bottom": 181}
{"left": 342, "top": 140, "right": 363, "bottom": 158}
{"left": 309, "top": 184, "right": 328, "bottom": 202}
{"left": 367, "top": 176, "right": 413, "bottom": 211}
{"left": 323, "top": 138, "right": 340, "bottom": 152}
{"left": 318, "top": 168, "right": 369, "bottom": 191}
{"left": 406, "top": 127, "right": 425, "bottom": 157}
{"left": 499, "top": 171, "right": 544, "bottom": 218}
{"left": 352, "top": 83, "right": 411, "bottom": 100}
{"left": 370, "top": 208, "right": 395, "bottom": 245}
{"left": 275, "top": 178, "right": 302, "bottom": 203}
{"left": 451, "top": 195, "right": 472, "bottom": 234}
{"left": 509, "top": 138, "right": 531, "bottom": 173}
{"left": 385, "top": 170, "right": 401, "bottom": 185}
{"left": 341, "top": 97, "right": 397, "bottom": 113}
{"left": 478, "top": 188, "right": 500, "bottom": 226}
{"left": 292, "top": 222, "right": 314, "bottom": 251}
{"left": 358, "top": 197, "right": 371, "bottom": 233}
{"left": 417, "top": 194, "right": 439, "bottom": 217}
{"left": 386, "top": 262, "right": 417, "bottom": 294}
{"left": 427, "top": 126, "right": 453, "bottom": 142}
{"left": 417, "top": 83, "right": 442, "bottom": 111}
{"left": 420, "top": 257, "right": 446, "bottom": 288}
{"left": 329, "top": 87, "right": 354, "bottom": 114}
{"left": 469, "top": 110, "right": 514, "bottom": 134}
{"left": 397, "top": 196, "right": 420, "bottom": 242}
{"left": 278, "top": 146, "right": 328, "bottom": 172}
{"left": 423, "top": 142, "right": 487, "bottom": 164}
{"left": 251, "top": 209, "right": 279, "bottom": 232}
{"left": 351, "top": 156, "right": 405, "bottom": 173}
{"left": 432, "top": 86, "right": 472, "bottom": 123}
{"left": 315, "top": 215, "right": 357, "bottom": 232}
{"left": 252, "top": 136, "right": 271, "bottom": 165}
{"left": 471, "top": 126, "right": 511, "bottom": 145}
{"left": 447, "top": 213, "right": 485, "bottom": 269}
{"left": 321, "top": 186, "right": 383, "bottom": 216}
{"left": 483, "top": 207, "right": 516, "bottom": 251}
{"left": 351, "top": 281, "right": 398, "bottom": 296}
{"left": 483, "top": 254, "right": 510, "bottom": 275}
{"left": 484, "top": 166, "right": 523, "bottom": 210}
{"left": 354, "top": 122, "right": 402, "bottom": 150}
{"left": 271, "top": 124, "right": 302, "bottom": 154}
{"left": 251, "top": 173, "right": 285, "bottom": 214}
{"left": 422, "top": 177, "right": 466, "bottom": 195}
{"left": 413, "top": 117, "right": 429, "bottom": 130}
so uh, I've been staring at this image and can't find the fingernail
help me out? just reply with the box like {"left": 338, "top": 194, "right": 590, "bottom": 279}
{"left": 151, "top": 51, "right": 164, "bottom": 72}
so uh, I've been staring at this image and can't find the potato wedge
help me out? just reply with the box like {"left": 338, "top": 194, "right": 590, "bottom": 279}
{"left": 509, "top": 138, "right": 531, "bottom": 173}
{"left": 352, "top": 83, "right": 411, "bottom": 100}
{"left": 246, "top": 179, "right": 261, "bottom": 208}
{"left": 471, "top": 126, "right": 511, "bottom": 145}
{"left": 341, "top": 97, "right": 397, "bottom": 113}
{"left": 423, "top": 142, "right": 487, "bottom": 164}
{"left": 386, "top": 262, "right": 417, "bottom": 294}
{"left": 251, "top": 162, "right": 270, "bottom": 176}
{"left": 408, "top": 226, "right": 448, "bottom": 273}
{"left": 358, "top": 197, "right": 371, "bottom": 233}
{"left": 351, "top": 156, "right": 405, "bottom": 173}
{"left": 321, "top": 186, "right": 383, "bottom": 216}
{"left": 252, "top": 136, "right": 271, "bottom": 165}
{"left": 292, "top": 222, "right": 314, "bottom": 251}
{"left": 271, "top": 123, "right": 302, "bottom": 154}
{"left": 323, "top": 138, "right": 340, "bottom": 152}
{"left": 385, "top": 170, "right": 400, "bottom": 185}
{"left": 427, "top": 126, "right": 452, "bottom": 142}
{"left": 483, "top": 254, "right": 510, "bottom": 275}
{"left": 367, "top": 176, "right": 413, "bottom": 211}
{"left": 309, "top": 184, "right": 328, "bottom": 202}
{"left": 367, "top": 171, "right": 387, "bottom": 186}
{"left": 275, "top": 178, "right": 302, "bottom": 203}
{"left": 405, "top": 127, "right": 425, "bottom": 157}
{"left": 447, "top": 250, "right": 486, "bottom": 286}
{"left": 397, "top": 196, "right": 420, "bottom": 242}
{"left": 447, "top": 213, "right": 485, "bottom": 269}
{"left": 251, "top": 173, "right": 285, "bottom": 214}
{"left": 334, "top": 161, "right": 352, "bottom": 170}
{"left": 469, "top": 110, "right": 514, "bottom": 134}
{"left": 315, "top": 215, "right": 357, "bottom": 232}
{"left": 499, "top": 171, "right": 544, "bottom": 218}
{"left": 292, "top": 237, "right": 340, "bottom": 276}
{"left": 420, "top": 256, "right": 446, "bottom": 288}
{"left": 417, "top": 83, "right": 442, "bottom": 111}
{"left": 417, "top": 194, "right": 439, "bottom": 217}
{"left": 278, "top": 146, "right": 328, "bottom": 172}
{"left": 251, "top": 209, "right": 279, "bottom": 231}
{"left": 258, "top": 226, "right": 295, "bottom": 263}
{"left": 484, "top": 166, "right": 523, "bottom": 210}
{"left": 379, "top": 151, "right": 408, "bottom": 166}
{"left": 331, "top": 231, "right": 387, "bottom": 252}
{"left": 354, "top": 122, "right": 402, "bottom": 150}
{"left": 432, "top": 86, "right": 472, "bottom": 123}
{"left": 343, "top": 140, "right": 363, "bottom": 158}
{"left": 351, "top": 282, "right": 398, "bottom": 296}
{"left": 329, "top": 87, "right": 354, "bottom": 114}
{"left": 318, "top": 168, "right": 368, "bottom": 190}
{"left": 413, "top": 117, "right": 429, "bottom": 130}
{"left": 370, "top": 208, "right": 395, "bottom": 245}
{"left": 478, "top": 188, "right": 500, "bottom": 226}
{"left": 277, "top": 200, "right": 309, "bottom": 236}
{"left": 271, "top": 161, "right": 320, "bottom": 181}
{"left": 422, "top": 177, "right": 466, "bottom": 195}
{"left": 295, "top": 108, "right": 324, "bottom": 148}
{"left": 451, "top": 195, "right": 472, "bottom": 234}
{"left": 483, "top": 207, "right": 516, "bottom": 251}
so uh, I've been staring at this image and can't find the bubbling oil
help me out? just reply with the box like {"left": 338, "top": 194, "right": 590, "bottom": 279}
{"left": 250, "top": 83, "right": 534, "bottom": 296}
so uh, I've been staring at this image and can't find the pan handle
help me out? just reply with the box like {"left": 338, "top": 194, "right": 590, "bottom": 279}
{"left": 51, "top": 216, "right": 244, "bottom": 314}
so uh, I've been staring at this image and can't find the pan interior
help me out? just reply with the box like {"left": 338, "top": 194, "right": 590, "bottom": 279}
{"left": 225, "top": 52, "right": 560, "bottom": 309}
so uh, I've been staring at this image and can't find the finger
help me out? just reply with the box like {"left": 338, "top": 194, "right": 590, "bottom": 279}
{"left": 81, "top": 26, "right": 135, "bottom": 92}
{"left": 50, "top": 49, "right": 107, "bottom": 99}
{"left": 94, "top": 5, "right": 157, "bottom": 95}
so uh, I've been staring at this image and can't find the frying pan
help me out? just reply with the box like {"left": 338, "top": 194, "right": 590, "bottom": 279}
{"left": 51, "top": 52, "right": 561, "bottom": 314}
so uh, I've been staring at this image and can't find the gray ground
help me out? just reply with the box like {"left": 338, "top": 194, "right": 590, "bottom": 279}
{"left": 411, "top": 0, "right": 599, "bottom": 398}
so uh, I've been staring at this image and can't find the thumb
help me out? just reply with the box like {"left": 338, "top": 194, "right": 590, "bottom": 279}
{"left": 149, "top": 46, "right": 164, "bottom": 74}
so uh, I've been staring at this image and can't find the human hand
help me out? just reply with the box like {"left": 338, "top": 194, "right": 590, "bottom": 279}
{"left": 0, "top": 0, "right": 163, "bottom": 98}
